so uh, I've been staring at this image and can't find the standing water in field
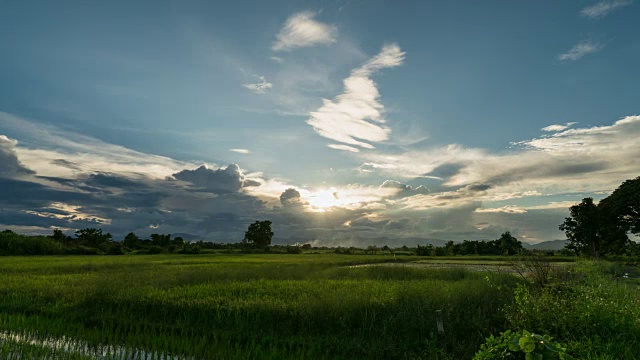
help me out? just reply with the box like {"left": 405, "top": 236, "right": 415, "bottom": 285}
{"left": 0, "top": 331, "right": 193, "bottom": 360}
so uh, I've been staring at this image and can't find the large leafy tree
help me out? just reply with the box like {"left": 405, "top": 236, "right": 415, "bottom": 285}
{"left": 498, "top": 231, "right": 523, "bottom": 255}
{"left": 560, "top": 195, "right": 632, "bottom": 257}
{"left": 560, "top": 198, "right": 604, "bottom": 257}
{"left": 598, "top": 176, "right": 640, "bottom": 236}
{"left": 244, "top": 220, "right": 273, "bottom": 249}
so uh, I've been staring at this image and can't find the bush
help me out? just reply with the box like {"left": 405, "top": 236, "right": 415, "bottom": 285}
{"left": 474, "top": 330, "right": 568, "bottom": 359}
{"left": 0, "top": 232, "right": 65, "bottom": 255}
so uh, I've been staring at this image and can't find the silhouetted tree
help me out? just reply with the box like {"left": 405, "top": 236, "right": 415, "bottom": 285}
{"left": 243, "top": 221, "right": 273, "bottom": 249}
{"left": 150, "top": 233, "right": 171, "bottom": 247}
{"left": 560, "top": 198, "right": 603, "bottom": 257}
{"left": 599, "top": 176, "right": 640, "bottom": 236}
{"left": 51, "top": 229, "right": 66, "bottom": 242}
{"left": 498, "top": 231, "right": 523, "bottom": 255}
{"left": 75, "top": 228, "right": 112, "bottom": 248}
{"left": 123, "top": 232, "right": 140, "bottom": 249}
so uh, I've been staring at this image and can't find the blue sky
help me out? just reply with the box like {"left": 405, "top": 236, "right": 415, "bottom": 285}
{"left": 1, "top": 0, "right": 639, "bottom": 244}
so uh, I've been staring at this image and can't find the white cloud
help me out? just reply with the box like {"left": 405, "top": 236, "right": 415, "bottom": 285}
{"left": 270, "top": 56, "right": 284, "bottom": 64}
{"left": 475, "top": 206, "right": 527, "bottom": 214}
{"left": 229, "top": 148, "right": 250, "bottom": 154}
{"left": 243, "top": 76, "right": 273, "bottom": 94}
{"left": 272, "top": 11, "right": 337, "bottom": 51}
{"left": 327, "top": 144, "right": 359, "bottom": 152}
{"left": 541, "top": 122, "right": 577, "bottom": 132}
{"left": 1, "top": 112, "right": 193, "bottom": 179}
{"left": 580, "top": 0, "right": 632, "bottom": 18}
{"left": 360, "top": 116, "right": 640, "bottom": 203}
{"left": 307, "top": 43, "right": 405, "bottom": 149}
{"left": 558, "top": 40, "right": 604, "bottom": 61}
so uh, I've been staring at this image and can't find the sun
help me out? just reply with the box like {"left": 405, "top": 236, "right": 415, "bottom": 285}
{"left": 306, "top": 189, "right": 342, "bottom": 210}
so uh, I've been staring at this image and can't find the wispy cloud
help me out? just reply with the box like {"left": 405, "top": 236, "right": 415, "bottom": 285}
{"left": 360, "top": 115, "right": 640, "bottom": 201}
{"left": 229, "top": 148, "right": 250, "bottom": 154}
{"left": 243, "top": 76, "right": 273, "bottom": 94}
{"left": 0, "top": 112, "right": 192, "bottom": 179}
{"left": 272, "top": 11, "right": 337, "bottom": 51}
{"left": 541, "top": 122, "right": 577, "bottom": 132}
{"left": 327, "top": 144, "right": 359, "bottom": 152}
{"left": 580, "top": 0, "right": 632, "bottom": 19}
{"left": 558, "top": 40, "right": 604, "bottom": 61}
{"left": 270, "top": 56, "right": 284, "bottom": 64}
{"left": 307, "top": 43, "right": 405, "bottom": 150}
{"left": 475, "top": 205, "right": 527, "bottom": 214}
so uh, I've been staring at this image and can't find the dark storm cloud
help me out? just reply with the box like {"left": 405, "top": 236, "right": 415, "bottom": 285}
{"left": 280, "top": 188, "right": 302, "bottom": 204}
{"left": 0, "top": 177, "right": 93, "bottom": 207}
{"left": 172, "top": 164, "right": 260, "bottom": 194}
{"left": 0, "top": 135, "right": 34, "bottom": 177}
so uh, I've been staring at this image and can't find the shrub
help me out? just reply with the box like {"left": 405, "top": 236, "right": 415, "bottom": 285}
{"left": 474, "top": 330, "right": 568, "bottom": 360}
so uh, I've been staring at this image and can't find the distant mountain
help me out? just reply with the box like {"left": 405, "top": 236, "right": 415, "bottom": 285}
{"left": 523, "top": 240, "right": 568, "bottom": 250}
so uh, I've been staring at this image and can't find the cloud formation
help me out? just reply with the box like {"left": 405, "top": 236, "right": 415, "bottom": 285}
{"left": 580, "top": 0, "right": 632, "bottom": 18}
{"left": 2, "top": 111, "right": 637, "bottom": 245}
{"left": 243, "top": 76, "right": 273, "bottom": 94}
{"left": 307, "top": 44, "right": 405, "bottom": 150}
{"left": 558, "top": 40, "right": 604, "bottom": 61}
{"left": 360, "top": 116, "right": 640, "bottom": 203}
{"left": 272, "top": 11, "right": 337, "bottom": 51}
{"left": 541, "top": 122, "right": 577, "bottom": 132}
{"left": 172, "top": 164, "right": 260, "bottom": 194}
{"left": 0, "top": 135, "right": 34, "bottom": 177}
{"left": 229, "top": 148, "right": 250, "bottom": 154}
{"left": 327, "top": 144, "right": 360, "bottom": 152}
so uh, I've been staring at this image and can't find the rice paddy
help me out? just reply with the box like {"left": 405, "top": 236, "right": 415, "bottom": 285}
{"left": 0, "top": 254, "right": 520, "bottom": 359}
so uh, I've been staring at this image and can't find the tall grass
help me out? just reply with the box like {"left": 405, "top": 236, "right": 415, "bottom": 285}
{"left": 503, "top": 260, "right": 640, "bottom": 359}
{"left": 0, "top": 254, "right": 517, "bottom": 359}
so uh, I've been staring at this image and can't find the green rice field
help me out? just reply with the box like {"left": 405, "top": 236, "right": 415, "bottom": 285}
{"left": 0, "top": 254, "right": 637, "bottom": 359}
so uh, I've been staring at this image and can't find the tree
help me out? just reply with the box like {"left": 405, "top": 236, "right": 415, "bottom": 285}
{"left": 123, "top": 232, "right": 140, "bottom": 249}
{"left": 498, "top": 231, "right": 523, "bottom": 255}
{"left": 560, "top": 198, "right": 602, "bottom": 257}
{"left": 51, "top": 229, "right": 66, "bottom": 242}
{"left": 598, "top": 176, "right": 640, "bottom": 236}
{"left": 150, "top": 233, "right": 171, "bottom": 247}
{"left": 243, "top": 220, "right": 273, "bottom": 248}
{"left": 75, "top": 228, "right": 112, "bottom": 248}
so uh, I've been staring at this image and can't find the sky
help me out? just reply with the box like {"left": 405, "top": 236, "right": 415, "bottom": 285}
{"left": 1, "top": 0, "right": 639, "bottom": 245}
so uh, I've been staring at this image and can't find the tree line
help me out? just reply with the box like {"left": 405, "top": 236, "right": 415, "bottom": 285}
{"left": 414, "top": 232, "right": 524, "bottom": 256}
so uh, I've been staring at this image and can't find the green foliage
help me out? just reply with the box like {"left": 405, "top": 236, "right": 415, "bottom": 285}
{"left": 0, "top": 254, "right": 517, "bottom": 359}
{"left": 243, "top": 220, "right": 273, "bottom": 248}
{"left": 285, "top": 244, "right": 302, "bottom": 254}
{"left": 598, "top": 175, "right": 640, "bottom": 235}
{"left": 415, "top": 244, "right": 434, "bottom": 256}
{"left": 0, "top": 231, "right": 65, "bottom": 255}
{"left": 122, "top": 232, "right": 140, "bottom": 249}
{"left": 474, "top": 330, "right": 568, "bottom": 360}
{"left": 75, "top": 228, "right": 112, "bottom": 248}
{"left": 503, "top": 261, "right": 640, "bottom": 359}
{"left": 560, "top": 176, "right": 640, "bottom": 257}
{"left": 415, "top": 232, "right": 523, "bottom": 256}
